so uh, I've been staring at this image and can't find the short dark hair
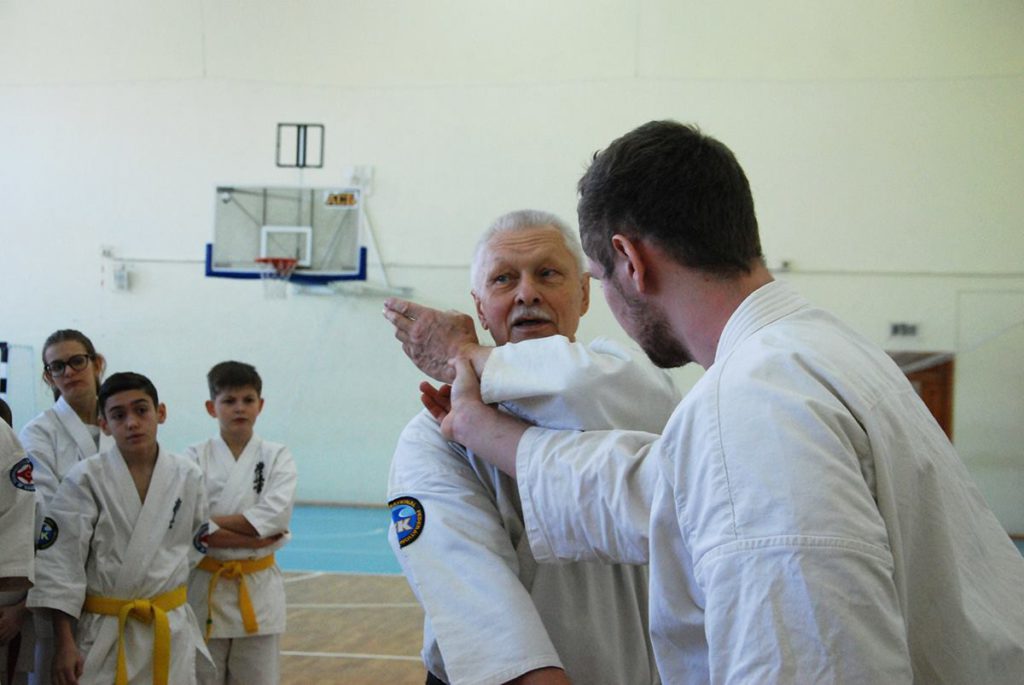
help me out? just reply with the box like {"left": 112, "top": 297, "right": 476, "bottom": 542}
{"left": 207, "top": 361, "right": 262, "bottom": 399}
{"left": 577, "top": 120, "right": 763, "bottom": 278}
{"left": 98, "top": 372, "right": 159, "bottom": 417}
{"left": 0, "top": 398, "right": 12, "bottom": 427}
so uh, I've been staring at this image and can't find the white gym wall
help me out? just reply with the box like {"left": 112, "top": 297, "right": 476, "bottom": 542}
{"left": 1, "top": 1, "right": 1022, "bottom": 530}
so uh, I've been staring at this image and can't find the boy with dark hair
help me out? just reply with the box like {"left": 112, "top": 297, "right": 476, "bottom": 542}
{"left": 186, "top": 362, "right": 296, "bottom": 685}
{"left": 27, "top": 372, "right": 211, "bottom": 685}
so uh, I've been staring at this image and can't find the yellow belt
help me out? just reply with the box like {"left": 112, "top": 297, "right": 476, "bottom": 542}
{"left": 197, "top": 553, "right": 276, "bottom": 640}
{"left": 83, "top": 585, "right": 186, "bottom": 685}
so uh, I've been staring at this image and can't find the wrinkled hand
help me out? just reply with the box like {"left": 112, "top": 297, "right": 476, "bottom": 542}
{"left": 420, "top": 382, "right": 452, "bottom": 423}
{"left": 383, "top": 298, "right": 479, "bottom": 383}
{"left": 0, "top": 603, "right": 26, "bottom": 643}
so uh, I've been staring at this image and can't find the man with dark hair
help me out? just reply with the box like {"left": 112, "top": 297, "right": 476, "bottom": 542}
{"left": 437, "top": 121, "right": 1024, "bottom": 683}
{"left": 578, "top": 121, "right": 762, "bottom": 281}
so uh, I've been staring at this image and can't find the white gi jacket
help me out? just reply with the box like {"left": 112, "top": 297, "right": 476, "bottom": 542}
{"left": 19, "top": 398, "right": 114, "bottom": 651}
{"left": 1, "top": 422, "right": 34, "bottom": 585}
{"left": 388, "top": 336, "right": 680, "bottom": 685}
{"left": 518, "top": 281, "right": 1024, "bottom": 684}
{"left": 19, "top": 396, "right": 113, "bottom": 512}
{"left": 1, "top": 422, "right": 36, "bottom": 683}
{"left": 27, "top": 446, "right": 211, "bottom": 685}
{"left": 186, "top": 435, "right": 297, "bottom": 637}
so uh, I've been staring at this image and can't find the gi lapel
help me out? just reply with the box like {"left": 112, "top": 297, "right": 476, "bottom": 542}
{"left": 216, "top": 436, "right": 262, "bottom": 514}
{"left": 51, "top": 397, "right": 100, "bottom": 460}
{"left": 80, "top": 448, "right": 147, "bottom": 679}
{"left": 105, "top": 446, "right": 143, "bottom": 527}
{"left": 112, "top": 447, "right": 177, "bottom": 593}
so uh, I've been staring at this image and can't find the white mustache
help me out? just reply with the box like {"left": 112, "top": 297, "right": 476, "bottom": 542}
{"left": 511, "top": 307, "right": 552, "bottom": 325}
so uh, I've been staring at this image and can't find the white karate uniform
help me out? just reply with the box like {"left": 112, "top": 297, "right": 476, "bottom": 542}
{"left": 26, "top": 446, "right": 211, "bottom": 685}
{"left": 517, "top": 281, "right": 1024, "bottom": 683}
{"left": 19, "top": 396, "right": 113, "bottom": 514}
{"left": 19, "top": 397, "right": 113, "bottom": 684}
{"left": 1, "top": 423, "right": 35, "bottom": 685}
{"left": 388, "top": 336, "right": 680, "bottom": 685}
{"left": 186, "top": 435, "right": 296, "bottom": 685}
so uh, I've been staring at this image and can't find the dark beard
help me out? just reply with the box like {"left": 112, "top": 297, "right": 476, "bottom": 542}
{"left": 615, "top": 280, "right": 691, "bottom": 369}
{"left": 637, "top": 310, "right": 691, "bottom": 368}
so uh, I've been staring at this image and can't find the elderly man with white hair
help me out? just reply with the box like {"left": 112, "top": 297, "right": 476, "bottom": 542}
{"left": 383, "top": 209, "right": 679, "bottom": 685}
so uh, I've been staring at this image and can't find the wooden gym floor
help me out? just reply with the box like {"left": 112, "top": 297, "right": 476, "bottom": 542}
{"left": 282, "top": 571, "right": 425, "bottom": 684}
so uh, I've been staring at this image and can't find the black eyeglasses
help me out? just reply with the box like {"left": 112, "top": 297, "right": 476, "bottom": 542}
{"left": 45, "top": 354, "right": 93, "bottom": 377}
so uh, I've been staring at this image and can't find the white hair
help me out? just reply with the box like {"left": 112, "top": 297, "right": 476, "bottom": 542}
{"left": 469, "top": 209, "right": 588, "bottom": 291}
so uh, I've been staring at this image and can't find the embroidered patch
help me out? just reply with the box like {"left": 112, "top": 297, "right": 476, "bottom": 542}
{"left": 389, "top": 496, "right": 425, "bottom": 548}
{"left": 37, "top": 517, "right": 58, "bottom": 550}
{"left": 9, "top": 457, "right": 34, "bottom": 492}
{"left": 193, "top": 522, "right": 210, "bottom": 554}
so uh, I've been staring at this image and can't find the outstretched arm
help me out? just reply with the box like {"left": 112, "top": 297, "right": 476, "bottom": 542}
{"left": 443, "top": 356, "right": 661, "bottom": 565}
{"left": 480, "top": 336, "right": 679, "bottom": 433}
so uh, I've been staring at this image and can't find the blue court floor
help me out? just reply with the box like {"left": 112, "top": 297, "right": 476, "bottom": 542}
{"left": 277, "top": 505, "right": 402, "bottom": 575}
{"left": 278, "top": 506, "right": 1024, "bottom": 575}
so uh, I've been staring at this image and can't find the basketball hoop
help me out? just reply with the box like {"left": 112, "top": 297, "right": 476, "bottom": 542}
{"left": 255, "top": 257, "right": 298, "bottom": 299}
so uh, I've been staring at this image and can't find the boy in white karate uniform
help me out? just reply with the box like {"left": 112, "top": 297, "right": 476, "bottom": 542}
{"left": 186, "top": 362, "right": 296, "bottom": 685}
{"left": 27, "top": 372, "right": 211, "bottom": 685}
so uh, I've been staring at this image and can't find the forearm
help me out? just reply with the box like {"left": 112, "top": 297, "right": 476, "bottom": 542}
{"left": 52, "top": 609, "right": 84, "bottom": 685}
{"left": 0, "top": 577, "right": 32, "bottom": 592}
{"left": 52, "top": 609, "right": 76, "bottom": 647}
{"left": 211, "top": 514, "right": 259, "bottom": 537}
{"left": 445, "top": 400, "right": 529, "bottom": 477}
{"left": 464, "top": 343, "right": 493, "bottom": 378}
{"left": 482, "top": 336, "right": 679, "bottom": 433}
{"left": 205, "top": 528, "right": 269, "bottom": 548}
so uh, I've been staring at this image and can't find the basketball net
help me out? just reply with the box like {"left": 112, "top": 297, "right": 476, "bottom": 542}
{"left": 255, "top": 258, "right": 298, "bottom": 299}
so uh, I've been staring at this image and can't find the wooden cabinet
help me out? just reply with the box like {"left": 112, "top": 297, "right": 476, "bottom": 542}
{"left": 887, "top": 352, "right": 955, "bottom": 439}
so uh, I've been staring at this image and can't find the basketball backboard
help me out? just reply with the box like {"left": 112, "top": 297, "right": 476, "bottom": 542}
{"left": 206, "top": 186, "right": 367, "bottom": 284}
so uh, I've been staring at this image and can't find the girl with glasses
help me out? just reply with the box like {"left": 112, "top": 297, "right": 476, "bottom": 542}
{"left": 17, "top": 329, "right": 110, "bottom": 685}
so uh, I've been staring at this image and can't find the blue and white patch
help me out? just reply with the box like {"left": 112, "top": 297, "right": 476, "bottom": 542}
{"left": 9, "top": 457, "right": 34, "bottom": 492}
{"left": 37, "top": 517, "right": 58, "bottom": 550}
{"left": 389, "top": 496, "right": 425, "bottom": 548}
{"left": 193, "top": 522, "right": 210, "bottom": 554}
